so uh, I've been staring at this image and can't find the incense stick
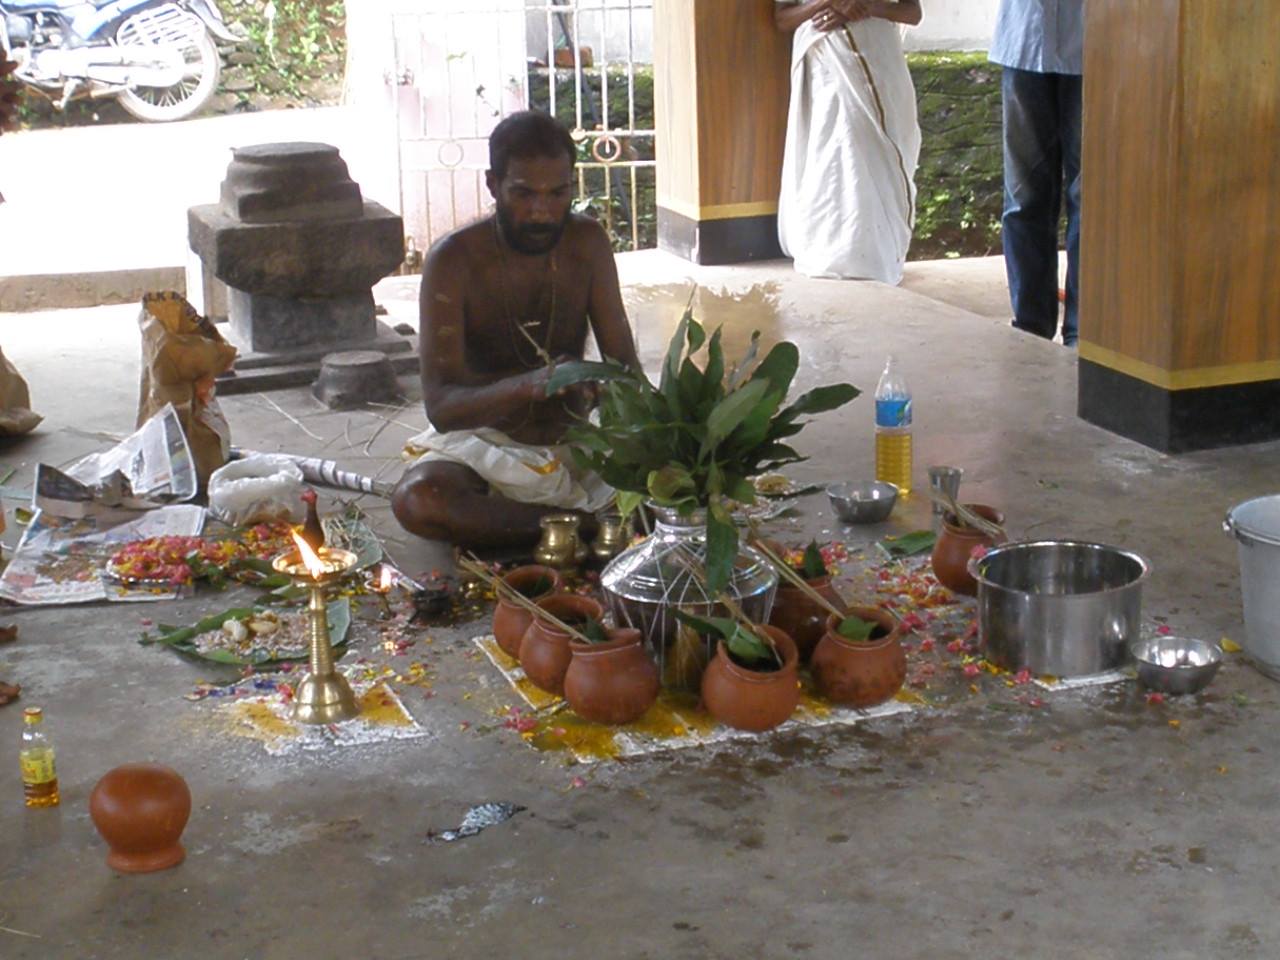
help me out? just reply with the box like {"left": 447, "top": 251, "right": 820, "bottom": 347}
{"left": 715, "top": 589, "right": 784, "bottom": 667}
{"left": 665, "top": 548, "right": 782, "bottom": 667}
{"left": 925, "top": 488, "right": 1006, "bottom": 540}
{"left": 751, "top": 540, "right": 847, "bottom": 620}
{"left": 457, "top": 555, "right": 592, "bottom": 644}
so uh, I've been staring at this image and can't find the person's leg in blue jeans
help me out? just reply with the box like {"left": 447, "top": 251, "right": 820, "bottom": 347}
{"left": 1001, "top": 67, "right": 1063, "bottom": 341}
{"left": 1059, "top": 75, "right": 1083, "bottom": 347}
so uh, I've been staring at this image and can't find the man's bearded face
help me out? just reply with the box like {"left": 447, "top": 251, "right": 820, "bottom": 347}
{"left": 490, "top": 154, "right": 574, "bottom": 255}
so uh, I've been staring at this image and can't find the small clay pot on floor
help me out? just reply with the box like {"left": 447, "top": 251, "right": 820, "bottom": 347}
{"left": 769, "top": 575, "right": 845, "bottom": 662}
{"left": 811, "top": 607, "right": 906, "bottom": 709}
{"left": 931, "top": 505, "right": 1006, "bottom": 596}
{"left": 89, "top": 763, "right": 192, "bottom": 874}
{"left": 492, "top": 565, "right": 563, "bottom": 658}
{"left": 564, "top": 627, "right": 660, "bottom": 725}
{"left": 519, "top": 594, "right": 604, "bottom": 696}
{"left": 701, "top": 625, "right": 800, "bottom": 732}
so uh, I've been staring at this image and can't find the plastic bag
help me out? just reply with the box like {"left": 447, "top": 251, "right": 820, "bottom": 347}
{"left": 207, "top": 455, "right": 306, "bottom": 526}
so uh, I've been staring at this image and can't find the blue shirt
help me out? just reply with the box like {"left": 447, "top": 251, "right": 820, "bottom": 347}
{"left": 989, "top": 0, "right": 1085, "bottom": 75}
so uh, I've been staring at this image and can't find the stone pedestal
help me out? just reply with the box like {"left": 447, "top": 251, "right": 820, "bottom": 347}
{"left": 188, "top": 142, "right": 415, "bottom": 394}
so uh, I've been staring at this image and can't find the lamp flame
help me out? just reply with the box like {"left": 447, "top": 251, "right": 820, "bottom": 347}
{"left": 290, "top": 530, "right": 327, "bottom": 579}
{"left": 378, "top": 565, "right": 394, "bottom": 592}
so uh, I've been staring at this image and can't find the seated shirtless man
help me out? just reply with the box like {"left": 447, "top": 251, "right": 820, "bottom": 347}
{"left": 391, "top": 111, "right": 640, "bottom": 547}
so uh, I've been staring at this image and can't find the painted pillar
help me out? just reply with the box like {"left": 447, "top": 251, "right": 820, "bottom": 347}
{"left": 1078, "top": 0, "right": 1280, "bottom": 451}
{"left": 654, "top": 0, "right": 793, "bottom": 264}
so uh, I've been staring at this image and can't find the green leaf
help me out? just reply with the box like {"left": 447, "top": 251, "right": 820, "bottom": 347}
{"left": 704, "top": 499, "right": 739, "bottom": 595}
{"left": 673, "top": 610, "right": 737, "bottom": 640}
{"left": 144, "top": 599, "right": 352, "bottom": 665}
{"left": 725, "top": 626, "right": 777, "bottom": 667}
{"left": 583, "top": 617, "right": 610, "bottom": 644}
{"left": 706, "top": 461, "right": 724, "bottom": 498}
{"left": 836, "top": 615, "right": 877, "bottom": 642}
{"left": 677, "top": 356, "right": 704, "bottom": 417}
{"left": 723, "top": 473, "right": 756, "bottom": 504}
{"left": 726, "top": 331, "right": 761, "bottom": 390}
{"left": 544, "top": 360, "right": 635, "bottom": 396}
{"left": 150, "top": 606, "right": 257, "bottom": 648}
{"left": 614, "top": 490, "right": 646, "bottom": 519}
{"left": 659, "top": 311, "right": 691, "bottom": 397}
{"left": 647, "top": 463, "right": 696, "bottom": 503}
{"left": 705, "top": 379, "right": 770, "bottom": 447}
{"left": 774, "top": 383, "right": 860, "bottom": 426}
{"left": 722, "top": 387, "right": 786, "bottom": 456}
{"left": 747, "top": 341, "right": 800, "bottom": 397}
{"left": 878, "top": 530, "right": 937, "bottom": 558}
{"left": 800, "top": 541, "right": 828, "bottom": 579}
{"left": 701, "top": 327, "right": 726, "bottom": 410}
{"left": 751, "top": 442, "right": 802, "bottom": 467}
{"left": 685, "top": 316, "right": 706, "bottom": 353}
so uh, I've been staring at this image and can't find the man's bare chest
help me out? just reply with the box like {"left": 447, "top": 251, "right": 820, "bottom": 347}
{"left": 465, "top": 257, "right": 591, "bottom": 368}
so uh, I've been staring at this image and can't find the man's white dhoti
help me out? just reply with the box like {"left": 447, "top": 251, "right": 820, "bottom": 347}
{"left": 403, "top": 426, "right": 614, "bottom": 514}
{"left": 776, "top": 12, "right": 921, "bottom": 284}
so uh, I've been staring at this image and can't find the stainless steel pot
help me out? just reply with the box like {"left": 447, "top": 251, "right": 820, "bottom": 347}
{"left": 1223, "top": 495, "right": 1280, "bottom": 679}
{"left": 967, "top": 540, "right": 1150, "bottom": 677}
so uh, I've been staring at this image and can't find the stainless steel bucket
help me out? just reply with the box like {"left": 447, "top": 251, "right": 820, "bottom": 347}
{"left": 1223, "top": 495, "right": 1280, "bottom": 679}
{"left": 968, "top": 541, "right": 1150, "bottom": 676}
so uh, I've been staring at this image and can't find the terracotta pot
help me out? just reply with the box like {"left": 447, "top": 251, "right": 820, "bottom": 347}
{"left": 769, "top": 576, "right": 844, "bottom": 662}
{"left": 930, "top": 504, "right": 1007, "bottom": 596}
{"left": 701, "top": 625, "right": 800, "bottom": 732}
{"left": 564, "top": 627, "right": 660, "bottom": 725}
{"left": 519, "top": 593, "right": 604, "bottom": 696}
{"left": 811, "top": 607, "right": 906, "bottom": 708}
{"left": 492, "top": 565, "right": 563, "bottom": 658}
{"left": 88, "top": 763, "right": 191, "bottom": 874}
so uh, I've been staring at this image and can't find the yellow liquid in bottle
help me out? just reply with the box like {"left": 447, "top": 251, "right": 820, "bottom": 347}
{"left": 875, "top": 430, "right": 913, "bottom": 494}
{"left": 20, "top": 747, "right": 60, "bottom": 808}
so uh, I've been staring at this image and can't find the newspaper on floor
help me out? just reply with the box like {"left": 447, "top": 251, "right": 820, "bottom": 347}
{"left": 35, "top": 403, "right": 197, "bottom": 519}
{"left": 0, "top": 504, "right": 206, "bottom": 605}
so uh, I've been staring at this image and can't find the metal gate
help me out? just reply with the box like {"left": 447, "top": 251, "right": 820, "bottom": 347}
{"left": 390, "top": 0, "right": 655, "bottom": 259}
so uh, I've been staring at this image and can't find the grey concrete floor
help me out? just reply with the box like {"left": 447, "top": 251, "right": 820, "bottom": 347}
{"left": 1, "top": 254, "right": 1278, "bottom": 960}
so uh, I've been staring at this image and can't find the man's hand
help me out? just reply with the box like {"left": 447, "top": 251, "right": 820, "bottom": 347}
{"left": 540, "top": 355, "right": 600, "bottom": 417}
{"left": 830, "top": 0, "right": 872, "bottom": 23}
{"left": 810, "top": 0, "right": 845, "bottom": 32}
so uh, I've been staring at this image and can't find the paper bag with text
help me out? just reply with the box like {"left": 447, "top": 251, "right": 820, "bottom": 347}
{"left": 0, "top": 346, "right": 41, "bottom": 435}
{"left": 136, "top": 291, "right": 237, "bottom": 488}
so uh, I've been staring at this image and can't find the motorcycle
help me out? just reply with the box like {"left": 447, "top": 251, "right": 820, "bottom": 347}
{"left": 0, "top": 0, "right": 238, "bottom": 122}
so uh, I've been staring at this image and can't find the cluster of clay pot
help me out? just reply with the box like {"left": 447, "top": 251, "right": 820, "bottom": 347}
{"left": 495, "top": 563, "right": 912, "bottom": 734}
{"left": 494, "top": 565, "right": 660, "bottom": 726}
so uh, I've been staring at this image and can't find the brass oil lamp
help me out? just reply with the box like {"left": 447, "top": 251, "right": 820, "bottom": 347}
{"left": 273, "top": 532, "right": 360, "bottom": 724}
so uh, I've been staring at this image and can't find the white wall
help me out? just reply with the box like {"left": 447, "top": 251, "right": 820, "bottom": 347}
{"left": 521, "top": 0, "right": 997, "bottom": 62}
{"left": 904, "top": 0, "right": 1000, "bottom": 51}
{"left": 525, "top": 0, "right": 654, "bottom": 66}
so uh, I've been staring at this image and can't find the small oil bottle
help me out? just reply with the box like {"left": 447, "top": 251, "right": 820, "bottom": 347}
{"left": 20, "top": 706, "right": 60, "bottom": 808}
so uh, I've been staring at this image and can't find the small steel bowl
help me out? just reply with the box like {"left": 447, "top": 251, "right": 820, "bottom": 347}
{"left": 827, "top": 481, "right": 898, "bottom": 524}
{"left": 1131, "top": 636, "right": 1223, "bottom": 696}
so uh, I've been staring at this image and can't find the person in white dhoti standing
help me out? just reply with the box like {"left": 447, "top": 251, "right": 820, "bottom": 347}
{"left": 775, "top": 0, "right": 923, "bottom": 284}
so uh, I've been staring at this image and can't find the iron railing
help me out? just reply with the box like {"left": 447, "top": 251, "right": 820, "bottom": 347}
{"left": 391, "top": 0, "right": 655, "bottom": 255}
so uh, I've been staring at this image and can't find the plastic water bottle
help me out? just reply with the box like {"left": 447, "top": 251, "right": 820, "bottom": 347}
{"left": 875, "top": 356, "right": 913, "bottom": 494}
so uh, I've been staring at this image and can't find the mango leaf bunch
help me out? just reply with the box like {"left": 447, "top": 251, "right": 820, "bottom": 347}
{"left": 544, "top": 307, "right": 858, "bottom": 594}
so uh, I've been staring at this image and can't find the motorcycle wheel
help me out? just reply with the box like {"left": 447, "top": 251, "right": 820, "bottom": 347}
{"left": 115, "top": 16, "right": 221, "bottom": 123}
